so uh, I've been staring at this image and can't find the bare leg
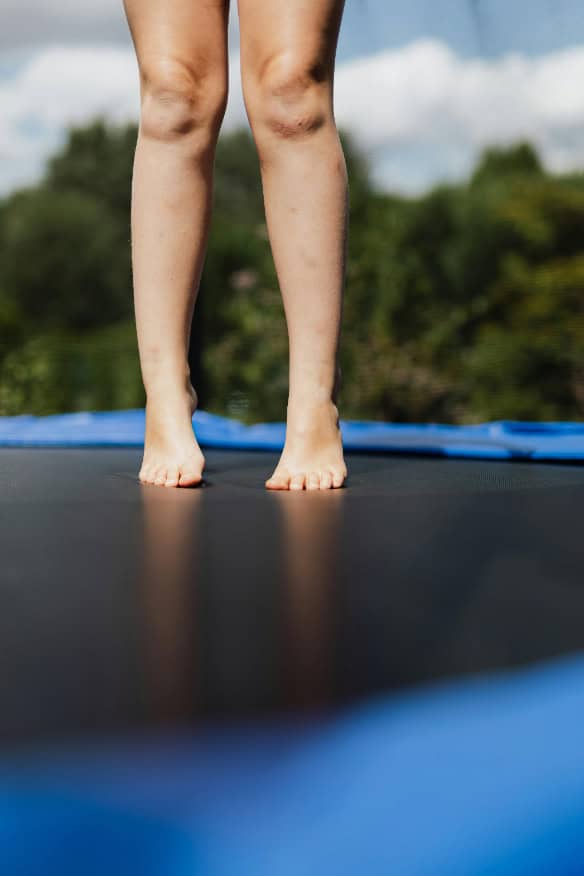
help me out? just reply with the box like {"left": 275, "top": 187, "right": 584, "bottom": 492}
{"left": 123, "top": 0, "right": 230, "bottom": 486}
{"left": 238, "top": 0, "right": 348, "bottom": 490}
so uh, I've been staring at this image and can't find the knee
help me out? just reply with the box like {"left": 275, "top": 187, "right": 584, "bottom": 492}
{"left": 139, "top": 57, "right": 227, "bottom": 147}
{"left": 245, "top": 53, "right": 330, "bottom": 141}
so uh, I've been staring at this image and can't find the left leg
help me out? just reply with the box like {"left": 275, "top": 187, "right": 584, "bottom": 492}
{"left": 238, "top": 0, "right": 348, "bottom": 490}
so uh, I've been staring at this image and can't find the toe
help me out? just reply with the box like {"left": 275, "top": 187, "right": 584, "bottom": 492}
{"left": 140, "top": 465, "right": 155, "bottom": 484}
{"left": 320, "top": 470, "right": 333, "bottom": 490}
{"left": 331, "top": 466, "right": 347, "bottom": 488}
{"left": 307, "top": 471, "right": 320, "bottom": 491}
{"left": 164, "top": 466, "right": 180, "bottom": 488}
{"left": 290, "top": 473, "right": 305, "bottom": 491}
{"left": 266, "top": 469, "right": 290, "bottom": 490}
{"left": 178, "top": 464, "right": 203, "bottom": 487}
{"left": 178, "top": 474, "right": 201, "bottom": 487}
{"left": 153, "top": 467, "right": 167, "bottom": 486}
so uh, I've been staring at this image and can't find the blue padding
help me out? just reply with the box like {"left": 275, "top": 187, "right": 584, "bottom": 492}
{"left": 1, "top": 656, "right": 584, "bottom": 875}
{"left": 1, "top": 408, "right": 584, "bottom": 459}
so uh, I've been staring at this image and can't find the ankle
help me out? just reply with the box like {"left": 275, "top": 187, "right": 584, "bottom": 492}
{"left": 288, "top": 363, "right": 342, "bottom": 408}
{"left": 141, "top": 355, "right": 191, "bottom": 389}
{"left": 288, "top": 383, "right": 336, "bottom": 406}
{"left": 286, "top": 396, "right": 339, "bottom": 425}
{"left": 145, "top": 379, "right": 197, "bottom": 408}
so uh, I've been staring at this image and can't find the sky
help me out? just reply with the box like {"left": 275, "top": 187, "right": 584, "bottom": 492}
{"left": 1, "top": 0, "right": 584, "bottom": 196}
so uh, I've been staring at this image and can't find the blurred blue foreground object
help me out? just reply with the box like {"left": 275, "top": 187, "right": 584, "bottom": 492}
{"left": 1, "top": 655, "right": 584, "bottom": 876}
{"left": 1, "top": 408, "right": 584, "bottom": 459}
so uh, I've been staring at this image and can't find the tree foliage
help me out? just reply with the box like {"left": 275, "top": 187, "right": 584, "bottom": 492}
{"left": 1, "top": 117, "right": 583, "bottom": 423}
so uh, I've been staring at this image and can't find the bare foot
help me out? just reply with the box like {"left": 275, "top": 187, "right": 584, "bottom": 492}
{"left": 265, "top": 398, "right": 347, "bottom": 491}
{"left": 139, "top": 383, "right": 205, "bottom": 488}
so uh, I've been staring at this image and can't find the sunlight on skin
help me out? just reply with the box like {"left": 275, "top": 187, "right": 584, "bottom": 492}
{"left": 239, "top": 0, "right": 349, "bottom": 490}
{"left": 123, "top": 0, "right": 348, "bottom": 489}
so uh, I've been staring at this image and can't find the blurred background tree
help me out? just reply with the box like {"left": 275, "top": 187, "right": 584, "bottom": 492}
{"left": 0, "top": 117, "right": 583, "bottom": 423}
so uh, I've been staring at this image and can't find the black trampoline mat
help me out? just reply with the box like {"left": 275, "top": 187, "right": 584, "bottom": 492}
{"left": 2, "top": 448, "right": 584, "bottom": 745}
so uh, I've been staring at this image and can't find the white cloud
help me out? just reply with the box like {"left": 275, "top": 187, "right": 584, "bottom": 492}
{"left": 0, "top": 0, "right": 127, "bottom": 51}
{"left": 333, "top": 39, "right": 584, "bottom": 191}
{"left": 1, "top": 38, "right": 584, "bottom": 198}
{"left": 0, "top": 46, "right": 141, "bottom": 193}
{"left": 0, "top": 0, "right": 241, "bottom": 52}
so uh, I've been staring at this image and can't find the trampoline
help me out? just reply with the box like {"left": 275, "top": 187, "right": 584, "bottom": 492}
{"left": 2, "top": 410, "right": 584, "bottom": 874}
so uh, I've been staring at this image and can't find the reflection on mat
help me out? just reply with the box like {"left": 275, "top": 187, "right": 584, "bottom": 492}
{"left": 1, "top": 408, "right": 584, "bottom": 460}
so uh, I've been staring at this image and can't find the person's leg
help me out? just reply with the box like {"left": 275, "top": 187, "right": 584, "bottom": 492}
{"left": 123, "top": 0, "right": 230, "bottom": 486}
{"left": 238, "top": 0, "right": 348, "bottom": 491}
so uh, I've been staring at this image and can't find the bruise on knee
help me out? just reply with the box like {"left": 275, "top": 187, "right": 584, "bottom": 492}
{"left": 267, "top": 108, "right": 326, "bottom": 139}
{"left": 139, "top": 58, "right": 227, "bottom": 143}
{"left": 251, "top": 54, "right": 331, "bottom": 140}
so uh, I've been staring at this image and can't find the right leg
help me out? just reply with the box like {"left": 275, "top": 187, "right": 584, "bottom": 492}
{"left": 123, "top": 0, "right": 230, "bottom": 487}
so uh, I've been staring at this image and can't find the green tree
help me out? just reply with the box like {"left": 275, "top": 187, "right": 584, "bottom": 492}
{"left": 1, "top": 115, "right": 584, "bottom": 425}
